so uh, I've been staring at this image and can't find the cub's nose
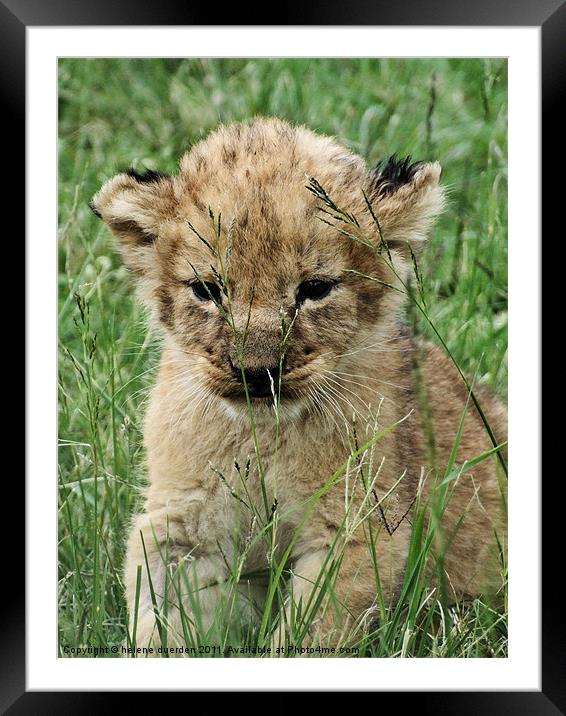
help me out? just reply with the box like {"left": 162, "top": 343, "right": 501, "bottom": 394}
{"left": 230, "top": 361, "right": 281, "bottom": 398}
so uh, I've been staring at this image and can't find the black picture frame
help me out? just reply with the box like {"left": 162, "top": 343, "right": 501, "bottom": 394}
{"left": 10, "top": 0, "right": 555, "bottom": 709}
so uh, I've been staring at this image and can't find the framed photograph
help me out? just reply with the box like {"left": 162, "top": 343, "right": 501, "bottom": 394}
{"left": 10, "top": 0, "right": 555, "bottom": 707}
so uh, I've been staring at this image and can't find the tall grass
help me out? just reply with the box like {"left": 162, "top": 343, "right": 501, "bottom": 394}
{"left": 58, "top": 58, "right": 507, "bottom": 657}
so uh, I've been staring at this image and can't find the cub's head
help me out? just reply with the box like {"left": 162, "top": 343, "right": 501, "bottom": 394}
{"left": 91, "top": 118, "right": 444, "bottom": 415}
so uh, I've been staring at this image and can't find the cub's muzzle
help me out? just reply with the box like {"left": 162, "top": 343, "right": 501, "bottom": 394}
{"left": 229, "top": 359, "right": 282, "bottom": 399}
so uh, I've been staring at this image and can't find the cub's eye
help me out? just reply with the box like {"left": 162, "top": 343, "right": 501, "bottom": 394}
{"left": 191, "top": 281, "right": 221, "bottom": 303}
{"left": 297, "top": 279, "right": 336, "bottom": 304}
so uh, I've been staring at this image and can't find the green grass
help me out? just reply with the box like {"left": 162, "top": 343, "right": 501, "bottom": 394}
{"left": 58, "top": 58, "right": 507, "bottom": 658}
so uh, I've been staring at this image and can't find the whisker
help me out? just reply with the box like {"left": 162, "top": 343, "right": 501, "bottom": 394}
{"left": 322, "top": 335, "right": 409, "bottom": 362}
{"left": 319, "top": 370, "right": 386, "bottom": 405}
{"left": 341, "top": 373, "right": 409, "bottom": 395}
{"left": 321, "top": 367, "right": 410, "bottom": 395}
{"left": 316, "top": 385, "right": 346, "bottom": 439}
{"left": 316, "top": 375, "right": 368, "bottom": 426}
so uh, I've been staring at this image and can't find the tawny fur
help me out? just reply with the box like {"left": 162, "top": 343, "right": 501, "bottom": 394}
{"left": 92, "top": 117, "right": 507, "bottom": 653}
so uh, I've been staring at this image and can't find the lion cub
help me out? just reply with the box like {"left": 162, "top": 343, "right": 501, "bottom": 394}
{"left": 92, "top": 117, "right": 507, "bottom": 652}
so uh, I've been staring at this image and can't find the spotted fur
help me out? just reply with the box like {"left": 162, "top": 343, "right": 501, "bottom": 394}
{"left": 91, "top": 118, "right": 507, "bottom": 653}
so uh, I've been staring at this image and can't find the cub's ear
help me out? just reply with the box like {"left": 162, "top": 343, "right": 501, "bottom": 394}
{"left": 90, "top": 169, "right": 176, "bottom": 272}
{"left": 365, "top": 156, "right": 445, "bottom": 251}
